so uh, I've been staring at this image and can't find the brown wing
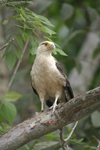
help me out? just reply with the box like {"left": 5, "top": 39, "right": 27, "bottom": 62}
{"left": 30, "top": 77, "right": 39, "bottom": 96}
{"left": 56, "top": 62, "right": 74, "bottom": 99}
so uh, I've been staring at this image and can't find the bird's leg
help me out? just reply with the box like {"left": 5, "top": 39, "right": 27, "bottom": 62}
{"left": 53, "top": 95, "right": 59, "bottom": 113}
{"left": 41, "top": 100, "right": 44, "bottom": 112}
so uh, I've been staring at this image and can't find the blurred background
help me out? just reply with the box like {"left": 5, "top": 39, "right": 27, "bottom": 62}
{"left": 0, "top": 0, "right": 100, "bottom": 149}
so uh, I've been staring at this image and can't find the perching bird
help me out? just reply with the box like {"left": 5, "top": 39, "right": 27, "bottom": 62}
{"left": 30, "top": 41, "right": 74, "bottom": 112}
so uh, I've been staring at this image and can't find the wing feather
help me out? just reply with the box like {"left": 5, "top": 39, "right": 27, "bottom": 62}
{"left": 30, "top": 77, "right": 39, "bottom": 96}
{"left": 56, "top": 62, "right": 74, "bottom": 99}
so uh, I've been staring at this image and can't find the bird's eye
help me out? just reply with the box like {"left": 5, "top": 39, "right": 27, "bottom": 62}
{"left": 45, "top": 43, "right": 47, "bottom": 46}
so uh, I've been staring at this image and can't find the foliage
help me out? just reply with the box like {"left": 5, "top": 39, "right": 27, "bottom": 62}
{"left": 0, "top": 0, "right": 100, "bottom": 150}
{"left": 0, "top": 1, "right": 67, "bottom": 127}
{"left": 1, "top": 1, "right": 67, "bottom": 70}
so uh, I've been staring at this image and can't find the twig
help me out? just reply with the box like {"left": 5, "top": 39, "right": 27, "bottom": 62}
{"left": 60, "top": 121, "right": 78, "bottom": 150}
{"left": 59, "top": 128, "right": 67, "bottom": 150}
{"left": 0, "top": 38, "right": 29, "bottom": 109}
{"left": 64, "top": 121, "right": 78, "bottom": 141}
{"left": 0, "top": 38, "right": 14, "bottom": 51}
{"left": 93, "top": 136, "right": 100, "bottom": 150}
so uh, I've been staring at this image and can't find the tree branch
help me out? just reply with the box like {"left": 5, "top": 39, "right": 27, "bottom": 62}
{"left": 0, "top": 38, "right": 14, "bottom": 51}
{"left": 0, "top": 86, "right": 100, "bottom": 150}
{"left": 93, "top": 136, "right": 100, "bottom": 150}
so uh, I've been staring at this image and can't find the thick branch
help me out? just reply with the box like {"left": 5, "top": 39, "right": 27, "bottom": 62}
{"left": 0, "top": 86, "right": 100, "bottom": 150}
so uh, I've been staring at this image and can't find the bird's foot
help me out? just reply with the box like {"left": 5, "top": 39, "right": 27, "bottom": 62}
{"left": 48, "top": 105, "right": 53, "bottom": 110}
{"left": 53, "top": 103, "right": 58, "bottom": 113}
{"left": 35, "top": 112, "right": 39, "bottom": 116}
{"left": 49, "top": 103, "right": 58, "bottom": 116}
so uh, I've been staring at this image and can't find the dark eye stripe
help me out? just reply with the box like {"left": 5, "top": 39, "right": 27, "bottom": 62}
{"left": 40, "top": 42, "right": 48, "bottom": 45}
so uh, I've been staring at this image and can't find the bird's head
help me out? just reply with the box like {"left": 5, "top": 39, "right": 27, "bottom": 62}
{"left": 37, "top": 41, "right": 55, "bottom": 56}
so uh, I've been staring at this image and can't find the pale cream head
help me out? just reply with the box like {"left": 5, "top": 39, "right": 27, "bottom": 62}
{"left": 37, "top": 41, "right": 56, "bottom": 56}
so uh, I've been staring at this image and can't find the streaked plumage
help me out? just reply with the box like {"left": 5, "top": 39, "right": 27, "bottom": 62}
{"left": 30, "top": 41, "right": 74, "bottom": 112}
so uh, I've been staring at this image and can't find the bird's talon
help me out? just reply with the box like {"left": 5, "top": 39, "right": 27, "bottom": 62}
{"left": 35, "top": 112, "right": 39, "bottom": 116}
{"left": 49, "top": 106, "right": 53, "bottom": 110}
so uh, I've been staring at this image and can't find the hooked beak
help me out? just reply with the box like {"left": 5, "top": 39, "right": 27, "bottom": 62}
{"left": 50, "top": 44, "right": 55, "bottom": 50}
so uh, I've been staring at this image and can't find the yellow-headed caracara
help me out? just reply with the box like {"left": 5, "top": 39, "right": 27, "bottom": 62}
{"left": 31, "top": 41, "right": 74, "bottom": 112}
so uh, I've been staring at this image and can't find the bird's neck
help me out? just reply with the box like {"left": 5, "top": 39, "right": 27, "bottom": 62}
{"left": 36, "top": 46, "right": 53, "bottom": 57}
{"left": 36, "top": 51, "right": 52, "bottom": 58}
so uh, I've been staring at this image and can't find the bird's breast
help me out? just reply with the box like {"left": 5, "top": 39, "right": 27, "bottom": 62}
{"left": 31, "top": 56, "right": 65, "bottom": 99}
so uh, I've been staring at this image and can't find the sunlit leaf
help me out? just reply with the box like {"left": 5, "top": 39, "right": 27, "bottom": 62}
{"left": 20, "top": 7, "right": 25, "bottom": 16}
{"left": 3, "top": 18, "right": 10, "bottom": 25}
{"left": 54, "top": 48, "right": 68, "bottom": 56}
{"left": 31, "top": 12, "right": 54, "bottom": 27}
{"left": 44, "top": 26, "right": 56, "bottom": 35}
{"left": 5, "top": 91, "right": 22, "bottom": 102}
{"left": 53, "top": 50, "right": 57, "bottom": 55}
{"left": 20, "top": 14, "right": 26, "bottom": 22}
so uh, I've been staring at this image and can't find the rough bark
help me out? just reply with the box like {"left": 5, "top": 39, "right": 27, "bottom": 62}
{"left": 0, "top": 86, "right": 100, "bottom": 150}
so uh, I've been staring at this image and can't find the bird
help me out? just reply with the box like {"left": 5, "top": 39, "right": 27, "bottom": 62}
{"left": 30, "top": 41, "right": 74, "bottom": 113}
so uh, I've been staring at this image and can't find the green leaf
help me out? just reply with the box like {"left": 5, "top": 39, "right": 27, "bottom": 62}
{"left": 4, "top": 26, "right": 14, "bottom": 33}
{"left": 17, "top": 26, "right": 23, "bottom": 34}
{"left": 4, "top": 34, "right": 13, "bottom": 44}
{"left": 41, "top": 26, "right": 48, "bottom": 32}
{"left": 22, "top": 32, "right": 28, "bottom": 42}
{"left": 44, "top": 26, "right": 56, "bottom": 35}
{"left": 90, "top": 146, "right": 97, "bottom": 149}
{"left": 2, "top": 44, "right": 11, "bottom": 59}
{"left": 0, "top": 123, "right": 11, "bottom": 135}
{"left": 0, "top": 99, "right": 17, "bottom": 124}
{"left": 5, "top": 52, "right": 16, "bottom": 70}
{"left": 15, "top": 34, "right": 23, "bottom": 49}
{"left": 20, "top": 14, "right": 26, "bottom": 22}
{"left": 26, "top": 1, "right": 33, "bottom": 4}
{"left": 28, "top": 54, "right": 36, "bottom": 63}
{"left": 3, "top": 18, "right": 10, "bottom": 25}
{"left": 24, "top": 28, "right": 33, "bottom": 36}
{"left": 70, "top": 138, "right": 84, "bottom": 144}
{"left": 16, "top": 24, "right": 23, "bottom": 29}
{"left": 14, "top": 44, "right": 21, "bottom": 60}
{"left": 33, "top": 30, "right": 40, "bottom": 38}
{"left": 53, "top": 50, "right": 57, "bottom": 55}
{"left": 29, "top": 35, "right": 37, "bottom": 45}
{"left": 5, "top": 91, "right": 22, "bottom": 102}
{"left": 20, "top": 7, "right": 25, "bottom": 16}
{"left": 54, "top": 48, "right": 68, "bottom": 56}
{"left": 31, "top": 12, "right": 54, "bottom": 27}
{"left": 29, "top": 45, "right": 37, "bottom": 55}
